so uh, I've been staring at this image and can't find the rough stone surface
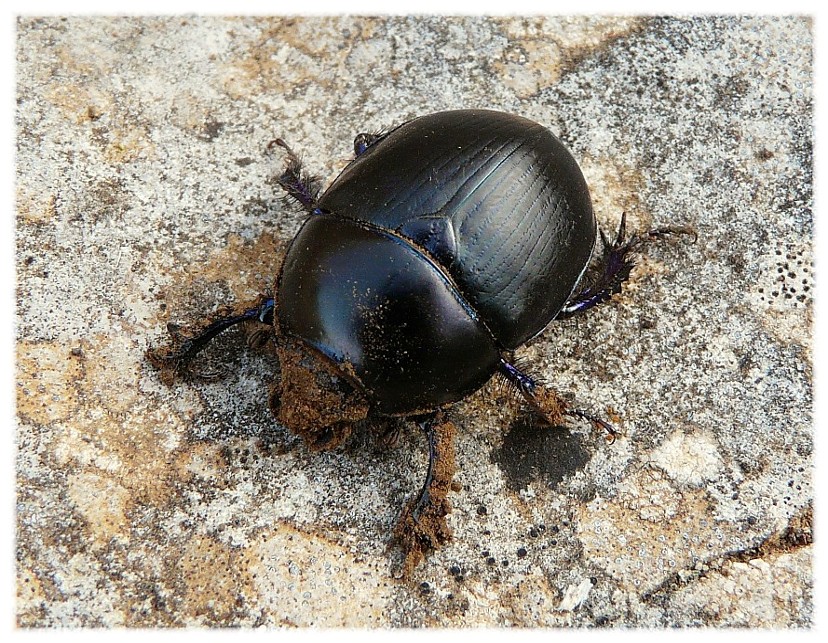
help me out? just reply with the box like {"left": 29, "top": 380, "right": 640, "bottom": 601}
{"left": 16, "top": 16, "right": 812, "bottom": 627}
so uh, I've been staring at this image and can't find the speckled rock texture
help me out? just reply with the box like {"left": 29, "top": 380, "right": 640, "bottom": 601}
{"left": 16, "top": 16, "right": 812, "bottom": 627}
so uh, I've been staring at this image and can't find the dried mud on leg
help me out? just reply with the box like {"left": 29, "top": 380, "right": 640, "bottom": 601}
{"left": 394, "top": 417, "right": 457, "bottom": 576}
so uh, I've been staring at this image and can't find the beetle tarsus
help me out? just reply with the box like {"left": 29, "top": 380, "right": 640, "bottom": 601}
{"left": 557, "top": 213, "right": 696, "bottom": 319}
{"left": 146, "top": 297, "right": 275, "bottom": 382}
{"left": 394, "top": 412, "right": 456, "bottom": 577}
{"left": 565, "top": 408, "right": 619, "bottom": 444}
{"left": 270, "top": 138, "right": 323, "bottom": 213}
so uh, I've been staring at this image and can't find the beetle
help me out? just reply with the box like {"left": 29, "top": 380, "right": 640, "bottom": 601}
{"left": 148, "top": 109, "right": 694, "bottom": 574}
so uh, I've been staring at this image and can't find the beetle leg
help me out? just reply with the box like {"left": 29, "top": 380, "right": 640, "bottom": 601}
{"left": 557, "top": 213, "right": 696, "bottom": 319}
{"left": 565, "top": 408, "right": 620, "bottom": 444}
{"left": 410, "top": 416, "right": 438, "bottom": 521}
{"left": 375, "top": 417, "right": 404, "bottom": 448}
{"left": 268, "top": 138, "right": 324, "bottom": 214}
{"left": 394, "top": 411, "right": 456, "bottom": 576}
{"left": 146, "top": 297, "right": 275, "bottom": 383}
{"left": 498, "top": 358, "right": 618, "bottom": 442}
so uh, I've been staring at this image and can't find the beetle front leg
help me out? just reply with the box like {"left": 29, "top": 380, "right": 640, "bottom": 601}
{"left": 557, "top": 213, "right": 696, "bottom": 319}
{"left": 498, "top": 358, "right": 619, "bottom": 443}
{"left": 394, "top": 411, "right": 456, "bottom": 576}
{"left": 147, "top": 297, "right": 275, "bottom": 384}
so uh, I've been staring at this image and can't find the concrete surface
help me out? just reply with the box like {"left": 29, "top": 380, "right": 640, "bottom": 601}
{"left": 16, "top": 15, "right": 812, "bottom": 627}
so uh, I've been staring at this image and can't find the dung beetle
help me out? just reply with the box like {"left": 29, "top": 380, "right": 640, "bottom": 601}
{"left": 148, "top": 109, "right": 694, "bottom": 574}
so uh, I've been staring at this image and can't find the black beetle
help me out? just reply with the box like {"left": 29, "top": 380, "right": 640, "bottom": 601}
{"left": 148, "top": 109, "right": 693, "bottom": 573}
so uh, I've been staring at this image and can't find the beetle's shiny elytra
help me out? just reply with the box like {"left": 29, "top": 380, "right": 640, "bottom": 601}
{"left": 279, "top": 110, "right": 596, "bottom": 415}
{"left": 148, "top": 109, "right": 694, "bottom": 574}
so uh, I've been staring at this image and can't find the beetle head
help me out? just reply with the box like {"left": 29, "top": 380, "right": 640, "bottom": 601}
{"left": 271, "top": 337, "right": 369, "bottom": 450}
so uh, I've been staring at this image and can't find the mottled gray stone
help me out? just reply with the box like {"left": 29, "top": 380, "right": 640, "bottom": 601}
{"left": 16, "top": 15, "right": 811, "bottom": 627}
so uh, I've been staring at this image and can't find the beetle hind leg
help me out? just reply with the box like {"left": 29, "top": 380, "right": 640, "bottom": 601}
{"left": 498, "top": 358, "right": 619, "bottom": 443}
{"left": 269, "top": 138, "right": 323, "bottom": 214}
{"left": 557, "top": 213, "right": 696, "bottom": 320}
{"left": 394, "top": 411, "right": 456, "bottom": 576}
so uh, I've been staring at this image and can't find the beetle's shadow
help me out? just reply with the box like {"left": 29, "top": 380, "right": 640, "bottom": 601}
{"left": 181, "top": 328, "right": 288, "bottom": 448}
{"left": 492, "top": 411, "right": 591, "bottom": 492}
{"left": 181, "top": 329, "right": 413, "bottom": 482}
